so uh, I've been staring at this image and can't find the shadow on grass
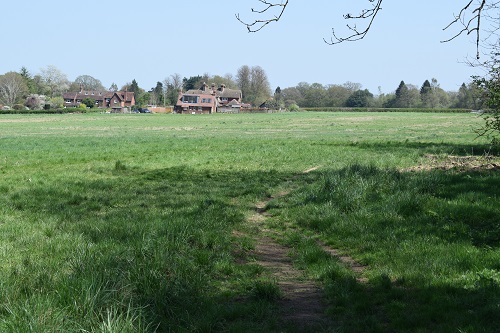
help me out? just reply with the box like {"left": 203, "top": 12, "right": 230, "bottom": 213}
{"left": 3, "top": 166, "right": 292, "bottom": 332}
{"left": 310, "top": 140, "right": 499, "bottom": 159}
{"left": 270, "top": 164, "right": 500, "bottom": 332}
{"left": 3, "top": 162, "right": 500, "bottom": 332}
{"left": 322, "top": 269, "right": 499, "bottom": 333}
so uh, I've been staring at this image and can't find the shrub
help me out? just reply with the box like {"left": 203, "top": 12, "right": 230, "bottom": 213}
{"left": 288, "top": 103, "right": 300, "bottom": 112}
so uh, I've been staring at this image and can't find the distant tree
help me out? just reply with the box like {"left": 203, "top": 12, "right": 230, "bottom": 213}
{"left": 19, "top": 67, "right": 36, "bottom": 93}
{"left": 129, "top": 79, "right": 140, "bottom": 96}
{"left": 122, "top": 79, "right": 146, "bottom": 106}
{"left": 109, "top": 83, "right": 118, "bottom": 92}
{"left": 82, "top": 97, "right": 96, "bottom": 108}
{"left": 70, "top": 75, "right": 105, "bottom": 91}
{"left": 343, "top": 81, "right": 363, "bottom": 93}
{"left": 302, "top": 83, "right": 328, "bottom": 107}
{"left": 274, "top": 86, "right": 283, "bottom": 106}
{"left": 420, "top": 79, "right": 433, "bottom": 107}
{"left": 420, "top": 79, "right": 432, "bottom": 94}
{"left": 210, "top": 74, "right": 238, "bottom": 89}
{"left": 393, "top": 81, "right": 410, "bottom": 108}
{"left": 249, "top": 66, "right": 272, "bottom": 106}
{"left": 406, "top": 84, "right": 422, "bottom": 108}
{"left": 163, "top": 73, "right": 183, "bottom": 105}
{"left": 281, "top": 86, "right": 303, "bottom": 107}
{"left": 149, "top": 81, "right": 164, "bottom": 106}
{"left": 0, "top": 72, "right": 28, "bottom": 106}
{"left": 236, "top": 65, "right": 251, "bottom": 100}
{"left": 454, "top": 83, "right": 470, "bottom": 108}
{"left": 183, "top": 76, "right": 203, "bottom": 91}
{"left": 31, "top": 74, "right": 51, "bottom": 96}
{"left": 237, "top": 65, "right": 271, "bottom": 106}
{"left": 325, "top": 84, "right": 351, "bottom": 107}
{"left": 345, "top": 89, "right": 373, "bottom": 107}
{"left": 39, "top": 65, "right": 69, "bottom": 97}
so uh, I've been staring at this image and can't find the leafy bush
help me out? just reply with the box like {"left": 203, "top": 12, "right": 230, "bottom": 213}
{"left": 473, "top": 55, "right": 500, "bottom": 146}
{"left": 288, "top": 103, "right": 300, "bottom": 112}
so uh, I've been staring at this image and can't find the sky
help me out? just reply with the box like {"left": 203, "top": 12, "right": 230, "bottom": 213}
{"left": 0, "top": 1, "right": 489, "bottom": 95}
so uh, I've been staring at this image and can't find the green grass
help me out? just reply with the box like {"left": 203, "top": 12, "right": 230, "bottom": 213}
{"left": 0, "top": 112, "right": 498, "bottom": 332}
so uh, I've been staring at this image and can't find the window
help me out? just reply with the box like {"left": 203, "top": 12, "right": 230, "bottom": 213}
{"left": 201, "top": 98, "right": 212, "bottom": 103}
{"left": 182, "top": 95, "right": 198, "bottom": 103}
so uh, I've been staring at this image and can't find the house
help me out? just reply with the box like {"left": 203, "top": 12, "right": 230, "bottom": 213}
{"left": 175, "top": 92, "right": 217, "bottom": 114}
{"left": 62, "top": 89, "right": 135, "bottom": 112}
{"left": 174, "top": 83, "right": 243, "bottom": 114}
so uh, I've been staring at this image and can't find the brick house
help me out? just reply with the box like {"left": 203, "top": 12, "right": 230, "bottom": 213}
{"left": 174, "top": 83, "right": 243, "bottom": 114}
{"left": 62, "top": 90, "right": 135, "bottom": 112}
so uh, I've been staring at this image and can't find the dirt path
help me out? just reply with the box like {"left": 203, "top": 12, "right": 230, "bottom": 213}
{"left": 244, "top": 166, "right": 367, "bottom": 330}
{"left": 252, "top": 236, "right": 329, "bottom": 330}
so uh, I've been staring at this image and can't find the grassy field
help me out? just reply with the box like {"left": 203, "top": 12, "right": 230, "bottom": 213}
{"left": 0, "top": 112, "right": 498, "bottom": 332}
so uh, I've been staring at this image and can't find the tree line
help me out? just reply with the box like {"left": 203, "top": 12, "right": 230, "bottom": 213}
{"left": 0, "top": 64, "right": 481, "bottom": 111}
{"left": 280, "top": 79, "right": 479, "bottom": 110}
{"left": 0, "top": 65, "right": 274, "bottom": 110}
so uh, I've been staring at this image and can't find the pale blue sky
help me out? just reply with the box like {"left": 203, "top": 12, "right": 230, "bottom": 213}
{"left": 0, "top": 1, "right": 487, "bottom": 94}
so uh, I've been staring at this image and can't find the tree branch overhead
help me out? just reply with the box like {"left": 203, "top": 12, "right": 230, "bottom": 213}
{"left": 236, "top": 1, "right": 499, "bottom": 57}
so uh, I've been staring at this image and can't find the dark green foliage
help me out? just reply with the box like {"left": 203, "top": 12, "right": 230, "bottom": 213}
{"left": 345, "top": 89, "right": 373, "bottom": 107}
{"left": 82, "top": 97, "right": 95, "bottom": 108}
{"left": 183, "top": 75, "right": 203, "bottom": 91}
{"left": 420, "top": 79, "right": 432, "bottom": 95}
{"left": 394, "top": 80, "right": 410, "bottom": 108}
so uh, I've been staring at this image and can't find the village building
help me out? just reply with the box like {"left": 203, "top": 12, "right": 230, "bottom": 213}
{"left": 62, "top": 89, "right": 135, "bottom": 112}
{"left": 174, "top": 83, "right": 246, "bottom": 114}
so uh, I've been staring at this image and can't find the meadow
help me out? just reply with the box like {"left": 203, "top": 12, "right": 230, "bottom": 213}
{"left": 0, "top": 112, "right": 498, "bottom": 332}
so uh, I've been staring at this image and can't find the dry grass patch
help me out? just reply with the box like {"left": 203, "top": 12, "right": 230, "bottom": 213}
{"left": 406, "top": 154, "right": 500, "bottom": 172}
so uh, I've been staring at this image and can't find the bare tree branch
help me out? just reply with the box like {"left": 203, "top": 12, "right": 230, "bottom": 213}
{"left": 236, "top": 1, "right": 498, "bottom": 58}
{"left": 235, "top": 0, "right": 289, "bottom": 32}
{"left": 324, "top": 0, "right": 383, "bottom": 45}
{"left": 442, "top": 0, "right": 488, "bottom": 59}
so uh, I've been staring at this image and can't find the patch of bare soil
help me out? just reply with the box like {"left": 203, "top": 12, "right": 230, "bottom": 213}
{"left": 252, "top": 238, "right": 329, "bottom": 330}
{"left": 405, "top": 154, "right": 500, "bottom": 172}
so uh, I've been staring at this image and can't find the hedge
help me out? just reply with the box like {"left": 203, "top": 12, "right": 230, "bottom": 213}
{"left": 301, "top": 107, "right": 472, "bottom": 113}
{"left": 0, "top": 108, "right": 90, "bottom": 115}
